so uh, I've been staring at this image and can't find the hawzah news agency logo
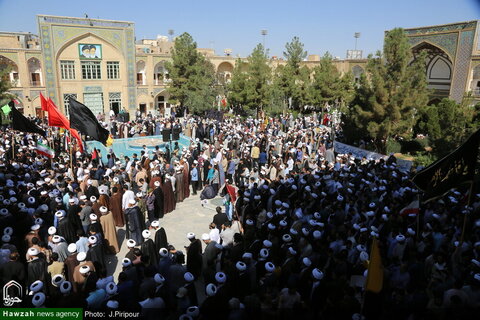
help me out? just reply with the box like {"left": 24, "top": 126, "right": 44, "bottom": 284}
{"left": 3, "top": 280, "right": 22, "bottom": 306}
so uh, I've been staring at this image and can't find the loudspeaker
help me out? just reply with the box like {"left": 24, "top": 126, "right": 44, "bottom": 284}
{"left": 172, "top": 128, "right": 180, "bottom": 140}
{"left": 162, "top": 129, "right": 171, "bottom": 141}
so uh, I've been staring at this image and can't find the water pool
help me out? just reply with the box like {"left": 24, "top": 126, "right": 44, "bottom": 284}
{"left": 86, "top": 134, "right": 193, "bottom": 163}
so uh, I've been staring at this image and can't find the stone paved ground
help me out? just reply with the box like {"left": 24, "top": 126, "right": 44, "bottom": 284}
{"left": 103, "top": 192, "right": 223, "bottom": 304}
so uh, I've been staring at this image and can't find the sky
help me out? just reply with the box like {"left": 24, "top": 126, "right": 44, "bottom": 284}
{"left": 0, "top": 0, "right": 479, "bottom": 59}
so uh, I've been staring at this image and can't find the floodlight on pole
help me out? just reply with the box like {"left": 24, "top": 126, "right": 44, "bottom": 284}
{"left": 354, "top": 32, "right": 361, "bottom": 50}
{"left": 168, "top": 29, "right": 174, "bottom": 41}
{"left": 261, "top": 29, "right": 268, "bottom": 49}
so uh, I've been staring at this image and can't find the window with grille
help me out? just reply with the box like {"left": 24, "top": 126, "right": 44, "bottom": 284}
{"left": 107, "top": 61, "right": 120, "bottom": 79}
{"left": 63, "top": 93, "right": 77, "bottom": 117}
{"left": 109, "top": 92, "right": 121, "bottom": 109}
{"left": 81, "top": 61, "right": 101, "bottom": 79}
{"left": 60, "top": 60, "right": 75, "bottom": 80}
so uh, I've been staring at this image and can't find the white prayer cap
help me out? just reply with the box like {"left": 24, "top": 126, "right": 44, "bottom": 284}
{"left": 77, "top": 252, "right": 87, "bottom": 262}
{"left": 154, "top": 181, "right": 161, "bottom": 187}
{"left": 55, "top": 210, "right": 65, "bottom": 218}
{"left": 31, "top": 224, "right": 40, "bottom": 231}
{"left": 303, "top": 257, "right": 312, "bottom": 267}
{"left": 2, "top": 234, "right": 10, "bottom": 242}
{"left": 48, "top": 226, "right": 57, "bottom": 235}
{"left": 127, "top": 239, "right": 136, "bottom": 248}
{"left": 184, "top": 272, "right": 194, "bottom": 282}
{"left": 396, "top": 234, "right": 406, "bottom": 242}
{"left": 215, "top": 272, "right": 227, "bottom": 283}
{"left": 60, "top": 281, "right": 72, "bottom": 294}
{"left": 32, "top": 292, "right": 46, "bottom": 307}
{"left": 129, "top": 199, "right": 136, "bottom": 205}
{"left": 313, "top": 230, "right": 322, "bottom": 239}
{"left": 87, "top": 179, "right": 92, "bottom": 185}
{"left": 235, "top": 261, "right": 247, "bottom": 271}
{"left": 136, "top": 192, "right": 143, "bottom": 198}
{"left": 67, "top": 243, "right": 77, "bottom": 253}
{"left": 100, "top": 206, "right": 108, "bottom": 213}
{"left": 187, "top": 232, "right": 195, "bottom": 239}
{"left": 282, "top": 234, "right": 292, "bottom": 242}
{"left": 106, "top": 300, "right": 119, "bottom": 309}
{"left": 3, "top": 227, "right": 13, "bottom": 235}
{"left": 312, "top": 268, "right": 324, "bottom": 280}
{"left": 89, "top": 213, "right": 98, "bottom": 221}
{"left": 105, "top": 281, "right": 117, "bottom": 296}
{"left": 242, "top": 252, "right": 253, "bottom": 259}
{"left": 122, "top": 258, "right": 132, "bottom": 267}
{"left": 265, "top": 262, "right": 275, "bottom": 273}
{"left": 79, "top": 265, "right": 91, "bottom": 274}
{"left": 52, "top": 274, "right": 65, "bottom": 287}
{"left": 28, "top": 247, "right": 39, "bottom": 256}
{"left": 88, "top": 236, "right": 97, "bottom": 244}
{"left": 201, "top": 233, "right": 210, "bottom": 241}
{"left": 159, "top": 248, "right": 169, "bottom": 257}
{"left": 151, "top": 220, "right": 160, "bottom": 228}
{"left": 142, "top": 230, "right": 151, "bottom": 239}
{"left": 90, "top": 196, "right": 97, "bottom": 202}
{"left": 260, "top": 248, "right": 269, "bottom": 258}
{"left": 52, "top": 235, "right": 62, "bottom": 243}
{"left": 30, "top": 280, "right": 43, "bottom": 293}
{"left": 205, "top": 283, "right": 217, "bottom": 297}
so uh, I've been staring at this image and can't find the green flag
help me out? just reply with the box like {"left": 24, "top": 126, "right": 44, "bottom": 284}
{"left": 1, "top": 104, "right": 11, "bottom": 115}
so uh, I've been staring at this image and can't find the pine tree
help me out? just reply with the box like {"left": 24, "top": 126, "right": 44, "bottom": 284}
{"left": 310, "top": 53, "right": 351, "bottom": 114}
{"left": 0, "top": 57, "right": 14, "bottom": 105}
{"left": 417, "top": 98, "right": 475, "bottom": 157}
{"left": 245, "top": 44, "right": 271, "bottom": 113}
{"left": 165, "top": 32, "right": 217, "bottom": 114}
{"left": 347, "top": 28, "right": 429, "bottom": 153}
{"left": 277, "top": 37, "right": 309, "bottom": 110}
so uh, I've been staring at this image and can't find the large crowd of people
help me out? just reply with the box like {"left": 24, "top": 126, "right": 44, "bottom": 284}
{"left": 0, "top": 110, "right": 480, "bottom": 320}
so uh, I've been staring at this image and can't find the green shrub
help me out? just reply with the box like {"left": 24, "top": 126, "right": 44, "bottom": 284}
{"left": 386, "top": 140, "right": 401, "bottom": 154}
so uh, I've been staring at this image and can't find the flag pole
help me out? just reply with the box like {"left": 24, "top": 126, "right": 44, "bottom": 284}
{"left": 11, "top": 134, "right": 14, "bottom": 159}
{"left": 460, "top": 181, "right": 475, "bottom": 244}
{"left": 69, "top": 131, "right": 73, "bottom": 171}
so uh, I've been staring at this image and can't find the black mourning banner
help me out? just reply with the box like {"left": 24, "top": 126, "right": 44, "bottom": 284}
{"left": 10, "top": 105, "right": 46, "bottom": 136}
{"left": 68, "top": 98, "right": 109, "bottom": 145}
{"left": 413, "top": 128, "right": 480, "bottom": 202}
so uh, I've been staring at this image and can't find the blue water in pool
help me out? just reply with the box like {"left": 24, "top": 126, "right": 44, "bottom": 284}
{"left": 86, "top": 134, "right": 193, "bottom": 163}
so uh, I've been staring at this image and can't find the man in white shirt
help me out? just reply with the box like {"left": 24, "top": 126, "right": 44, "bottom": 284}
{"left": 122, "top": 186, "right": 135, "bottom": 210}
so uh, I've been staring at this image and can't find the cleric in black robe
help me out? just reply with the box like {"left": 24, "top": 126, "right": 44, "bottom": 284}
{"left": 140, "top": 234, "right": 158, "bottom": 267}
{"left": 27, "top": 248, "right": 47, "bottom": 286}
{"left": 56, "top": 211, "right": 77, "bottom": 244}
{"left": 186, "top": 233, "right": 203, "bottom": 279}
{"left": 154, "top": 227, "right": 168, "bottom": 253}
{"left": 67, "top": 202, "right": 83, "bottom": 233}
{"left": 86, "top": 236, "right": 106, "bottom": 271}
{"left": 125, "top": 201, "right": 145, "bottom": 244}
{"left": 153, "top": 184, "right": 165, "bottom": 219}
{"left": 85, "top": 183, "right": 100, "bottom": 200}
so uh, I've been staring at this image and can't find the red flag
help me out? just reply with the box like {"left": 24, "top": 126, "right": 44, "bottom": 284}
{"left": 226, "top": 183, "right": 237, "bottom": 203}
{"left": 221, "top": 98, "right": 227, "bottom": 107}
{"left": 40, "top": 93, "right": 48, "bottom": 111}
{"left": 47, "top": 99, "right": 70, "bottom": 130}
{"left": 46, "top": 99, "right": 84, "bottom": 153}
